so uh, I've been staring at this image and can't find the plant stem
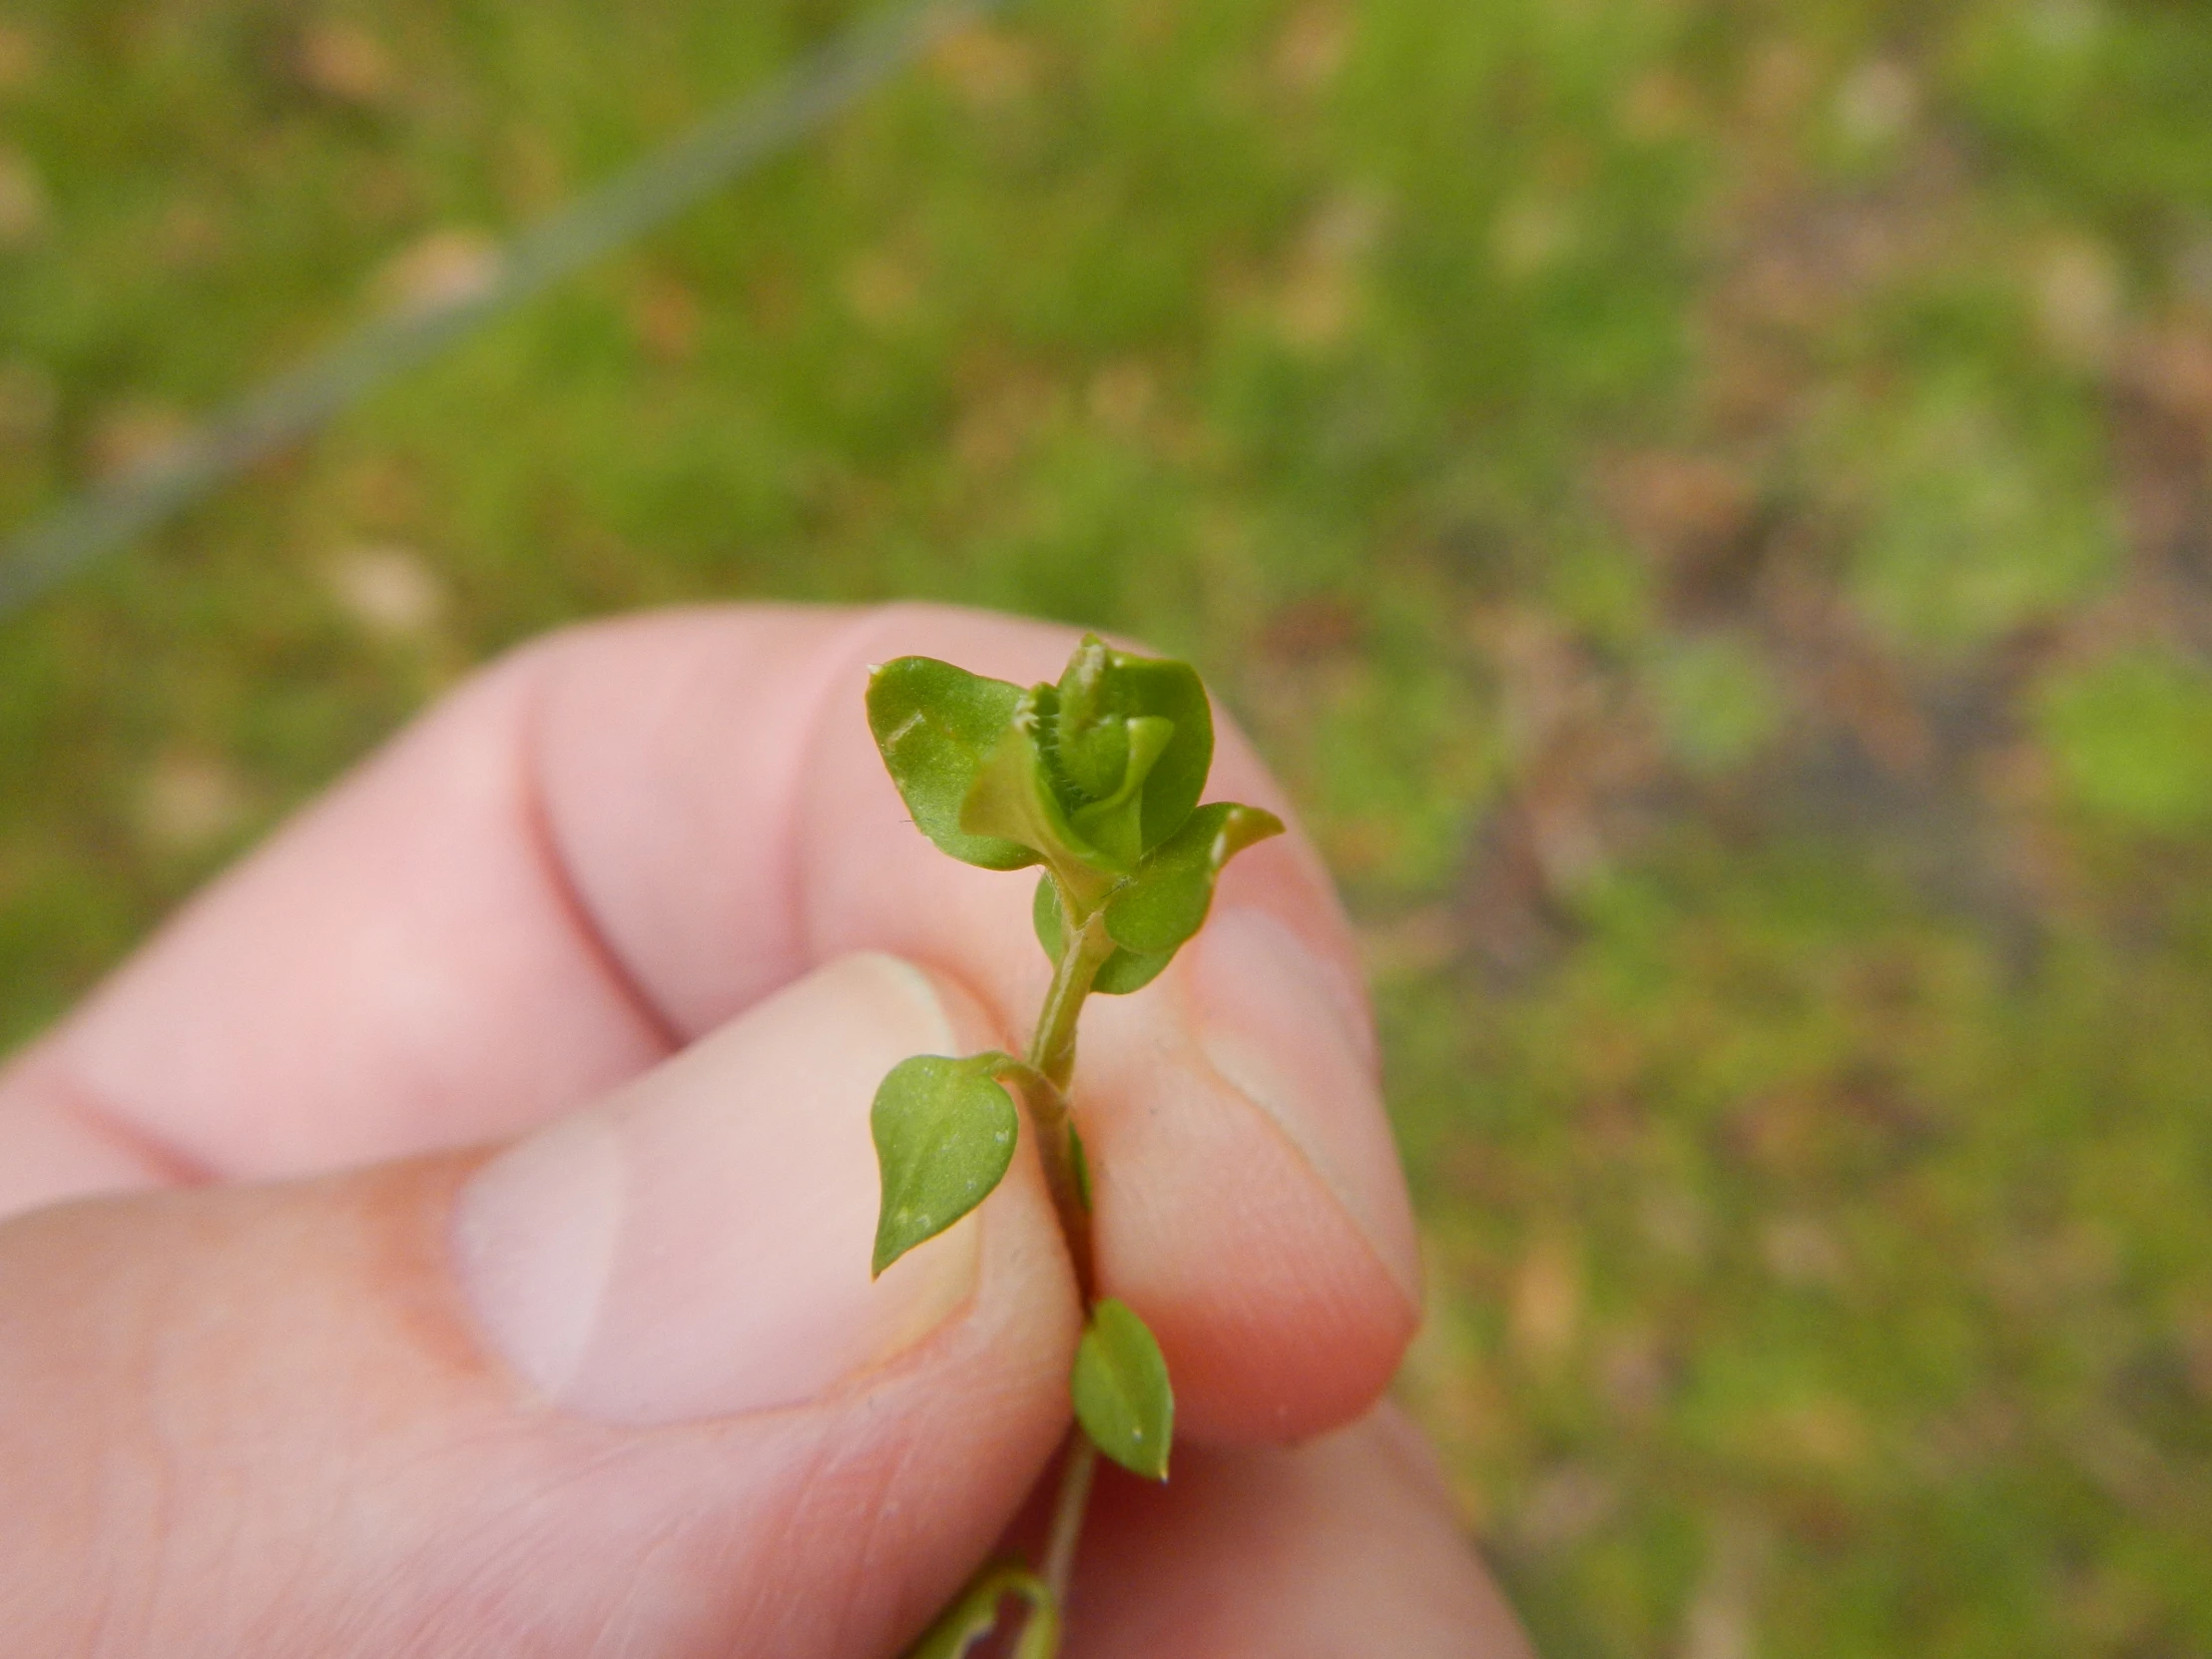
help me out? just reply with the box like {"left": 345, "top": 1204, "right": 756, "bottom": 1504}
{"left": 1028, "top": 906, "right": 1115, "bottom": 1090}
{"left": 1020, "top": 906, "right": 1116, "bottom": 1296}
{"left": 1021, "top": 901, "right": 1117, "bottom": 1649}
{"left": 1041, "top": 1433, "right": 1099, "bottom": 1604}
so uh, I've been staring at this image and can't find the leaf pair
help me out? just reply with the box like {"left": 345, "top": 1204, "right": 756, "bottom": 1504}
{"left": 1032, "top": 801, "right": 1285, "bottom": 993}
{"left": 866, "top": 637, "right": 1279, "bottom": 934}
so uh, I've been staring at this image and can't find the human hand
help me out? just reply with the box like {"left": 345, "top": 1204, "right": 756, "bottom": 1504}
{"left": 0, "top": 604, "right": 1532, "bottom": 1656}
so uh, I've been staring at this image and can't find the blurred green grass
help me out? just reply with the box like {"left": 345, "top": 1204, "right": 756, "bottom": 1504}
{"left": 6, "top": 1, "right": 2212, "bottom": 1653}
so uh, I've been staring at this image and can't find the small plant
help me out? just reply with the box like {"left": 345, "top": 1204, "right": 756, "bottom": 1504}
{"left": 864, "top": 635, "right": 1284, "bottom": 1657}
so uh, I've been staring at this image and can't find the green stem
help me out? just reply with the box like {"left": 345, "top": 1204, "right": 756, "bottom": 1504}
{"left": 1028, "top": 904, "right": 1115, "bottom": 1089}
{"left": 1019, "top": 900, "right": 1118, "bottom": 1655}
{"left": 1041, "top": 1433, "right": 1099, "bottom": 1604}
{"left": 1018, "top": 905, "right": 1115, "bottom": 1297}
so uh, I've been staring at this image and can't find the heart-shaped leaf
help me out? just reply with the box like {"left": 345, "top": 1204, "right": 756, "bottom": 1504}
{"left": 867, "top": 657, "right": 1036, "bottom": 871}
{"left": 1071, "top": 1297, "right": 1175, "bottom": 1480}
{"left": 871, "top": 1052, "right": 1020, "bottom": 1277}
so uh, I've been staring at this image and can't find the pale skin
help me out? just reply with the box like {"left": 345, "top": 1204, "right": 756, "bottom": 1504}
{"left": 0, "top": 603, "right": 1535, "bottom": 1657}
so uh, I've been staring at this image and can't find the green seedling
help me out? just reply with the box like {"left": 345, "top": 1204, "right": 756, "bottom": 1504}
{"left": 865, "top": 634, "right": 1283, "bottom": 1656}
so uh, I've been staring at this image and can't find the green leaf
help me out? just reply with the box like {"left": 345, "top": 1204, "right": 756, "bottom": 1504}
{"left": 1050, "top": 636, "right": 1213, "bottom": 856}
{"left": 961, "top": 689, "right": 1117, "bottom": 877}
{"left": 1050, "top": 637, "right": 1129, "bottom": 802}
{"left": 1071, "top": 1298, "right": 1175, "bottom": 1480}
{"left": 925, "top": 639, "right": 1221, "bottom": 900}
{"left": 903, "top": 1562, "right": 1054, "bottom": 1659}
{"left": 1029, "top": 803, "right": 1281, "bottom": 996}
{"left": 1066, "top": 713, "right": 1173, "bottom": 868}
{"left": 1031, "top": 872, "right": 1175, "bottom": 995}
{"left": 867, "top": 657, "right": 1037, "bottom": 871}
{"left": 1102, "top": 802, "right": 1285, "bottom": 959}
{"left": 1091, "top": 946, "right": 1176, "bottom": 995}
{"left": 871, "top": 1053, "right": 1020, "bottom": 1277}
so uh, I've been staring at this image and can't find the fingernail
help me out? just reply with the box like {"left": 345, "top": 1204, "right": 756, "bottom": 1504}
{"left": 1188, "top": 906, "right": 1423, "bottom": 1307}
{"left": 452, "top": 953, "right": 982, "bottom": 1426}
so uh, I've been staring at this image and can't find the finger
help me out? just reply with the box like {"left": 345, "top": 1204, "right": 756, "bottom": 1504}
{"left": 0, "top": 954, "right": 1080, "bottom": 1658}
{"left": 1062, "top": 1404, "right": 1534, "bottom": 1659}
{"left": 3, "top": 603, "right": 1419, "bottom": 1440}
{"left": 0, "top": 612, "right": 847, "bottom": 1201}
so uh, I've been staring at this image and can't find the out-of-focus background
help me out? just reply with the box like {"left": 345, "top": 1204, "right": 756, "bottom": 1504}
{"left": 5, "top": 0, "right": 2211, "bottom": 1651}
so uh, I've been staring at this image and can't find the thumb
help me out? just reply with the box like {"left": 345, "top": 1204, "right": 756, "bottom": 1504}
{"left": 0, "top": 953, "right": 1079, "bottom": 1658}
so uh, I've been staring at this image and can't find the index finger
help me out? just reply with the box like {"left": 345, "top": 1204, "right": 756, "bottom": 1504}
{"left": 0, "top": 603, "right": 1419, "bottom": 1441}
